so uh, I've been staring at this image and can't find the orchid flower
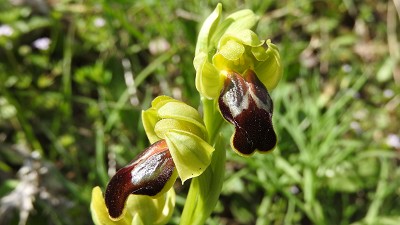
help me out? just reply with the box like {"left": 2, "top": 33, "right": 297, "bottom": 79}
{"left": 91, "top": 96, "right": 213, "bottom": 224}
{"left": 194, "top": 3, "right": 282, "bottom": 155}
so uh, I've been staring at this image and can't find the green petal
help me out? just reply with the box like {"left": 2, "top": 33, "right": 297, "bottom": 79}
{"left": 255, "top": 40, "right": 282, "bottom": 91}
{"left": 126, "top": 189, "right": 176, "bottom": 225}
{"left": 213, "top": 52, "right": 252, "bottom": 74}
{"left": 153, "top": 189, "right": 176, "bottom": 225}
{"left": 252, "top": 46, "right": 268, "bottom": 61}
{"left": 195, "top": 60, "right": 222, "bottom": 99}
{"left": 90, "top": 187, "right": 132, "bottom": 225}
{"left": 151, "top": 95, "right": 180, "bottom": 109}
{"left": 158, "top": 102, "right": 205, "bottom": 132}
{"left": 194, "top": 3, "right": 222, "bottom": 70}
{"left": 142, "top": 96, "right": 181, "bottom": 144}
{"left": 165, "top": 130, "right": 215, "bottom": 183}
{"left": 142, "top": 109, "right": 161, "bottom": 144}
{"left": 218, "top": 39, "right": 244, "bottom": 61}
{"left": 142, "top": 96, "right": 207, "bottom": 143}
{"left": 212, "top": 53, "right": 234, "bottom": 71}
{"left": 211, "top": 9, "right": 259, "bottom": 47}
{"left": 132, "top": 215, "right": 145, "bottom": 225}
{"left": 219, "top": 30, "right": 264, "bottom": 48}
{"left": 154, "top": 118, "right": 206, "bottom": 141}
{"left": 193, "top": 52, "right": 207, "bottom": 72}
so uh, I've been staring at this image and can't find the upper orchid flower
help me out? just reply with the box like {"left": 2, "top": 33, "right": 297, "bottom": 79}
{"left": 194, "top": 4, "right": 282, "bottom": 156}
{"left": 194, "top": 4, "right": 282, "bottom": 100}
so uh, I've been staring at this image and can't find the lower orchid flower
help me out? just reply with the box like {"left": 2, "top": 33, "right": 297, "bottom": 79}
{"left": 91, "top": 96, "right": 214, "bottom": 224}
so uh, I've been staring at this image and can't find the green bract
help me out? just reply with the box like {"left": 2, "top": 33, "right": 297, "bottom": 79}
{"left": 194, "top": 3, "right": 282, "bottom": 99}
{"left": 142, "top": 96, "right": 214, "bottom": 183}
{"left": 91, "top": 187, "right": 175, "bottom": 225}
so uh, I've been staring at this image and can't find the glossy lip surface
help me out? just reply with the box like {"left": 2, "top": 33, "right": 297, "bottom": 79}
{"left": 218, "top": 69, "right": 276, "bottom": 155}
{"left": 104, "top": 140, "right": 174, "bottom": 219}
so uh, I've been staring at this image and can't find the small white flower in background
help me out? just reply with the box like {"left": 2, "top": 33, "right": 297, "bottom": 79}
{"left": 0, "top": 25, "right": 14, "bottom": 37}
{"left": 290, "top": 185, "right": 300, "bottom": 194}
{"left": 93, "top": 17, "right": 106, "bottom": 27}
{"left": 387, "top": 134, "right": 400, "bottom": 149}
{"left": 149, "top": 37, "right": 170, "bottom": 55}
{"left": 383, "top": 89, "right": 394, "bottom": 98}
{"left": 33, "top": 37, "right": 51, "bottom": 50}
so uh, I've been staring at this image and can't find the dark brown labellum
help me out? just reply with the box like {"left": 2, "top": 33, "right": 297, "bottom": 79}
{"left": 218, "top": 69, "right": 277, "bottom": 155}
{"left": 104, "top": 139, "right": 175, "bottom": 219}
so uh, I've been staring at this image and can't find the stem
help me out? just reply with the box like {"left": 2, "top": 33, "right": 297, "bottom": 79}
{"left": 180, "top": 98, "right": 226, "bottom": 225}
{"left": 202, "top": 98, "right": 225, "bottom": 144}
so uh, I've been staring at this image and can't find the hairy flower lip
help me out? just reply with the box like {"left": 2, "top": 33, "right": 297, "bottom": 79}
{"left": 218, "top": 69, "right": 277, "bottom": 155}
{"left": 104, "top": 140, "right": 176, "bottom": 220}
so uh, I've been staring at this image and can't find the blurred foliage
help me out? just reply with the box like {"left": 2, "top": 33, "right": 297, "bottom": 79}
{"left": 0, "top": 0, "right": 399, "bottom": 225}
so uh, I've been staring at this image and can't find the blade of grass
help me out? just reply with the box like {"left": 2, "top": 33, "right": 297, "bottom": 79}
{"left": 95, "top": 121, "right": 108, "bottom": 187}
{"left": 134, "top": 48, "right": 177, "bottom": 87}
{"left": 3, "top": 91, "right": 44, "bottom": 154}
{"left": 365, "top": 157, "right": 390, "bottom": 224}
{"left": 61, "top": 20, "right": 74, "bottom": 121}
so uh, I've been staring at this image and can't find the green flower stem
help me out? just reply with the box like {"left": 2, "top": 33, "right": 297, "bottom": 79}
{"left": 180, "top": 98, "right": 226, "bottom": 225}
{"left": 202, "top": 98, "right": 225, "bottom": 144}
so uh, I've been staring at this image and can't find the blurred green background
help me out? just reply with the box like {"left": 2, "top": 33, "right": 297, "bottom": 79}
{"left": 0, "top": 0, "right": 399, "bottom": 224}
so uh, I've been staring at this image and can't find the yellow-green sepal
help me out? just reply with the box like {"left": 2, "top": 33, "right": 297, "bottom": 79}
{"left": 219, "top": 29, "right": 264, "bottom": 48}
{"left": 195, "top": 60, "right": 222, "bottom": 99}
{"left": 90, "top": 187, "right": 132, "bottom": 225}
{"left": 165, "top": 130, "right": 215, "bottom": 183}
{"left": 194, "top": 3, "right": 222, "bottom": 70}
{"left": 90, "top": 186, "right": 176, "bottom": 225}
{"left": 126, "top": 188, "right": 176, "bottom": 225}
{"left": 142, "top": 96, "right": 207, "bottom": 143}
{"left": 157, "top": 101, "right": 205, "bottom": 132}
{"left": 210, "top": 9, "right": 259, "bottom": 48}
{"left": 142, "top": 96, "right": 214, "bottom": 183}
{"left": 255, "top": 39, "right": 282, "bottom": 91}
